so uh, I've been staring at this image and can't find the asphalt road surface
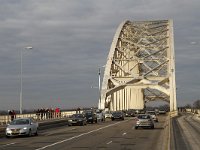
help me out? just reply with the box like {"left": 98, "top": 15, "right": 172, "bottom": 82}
{"left": 0, "top": 115, "right": 168, "bottom": 150}
{"left": 171, "top": 112, "right": 200, "bottom": 150}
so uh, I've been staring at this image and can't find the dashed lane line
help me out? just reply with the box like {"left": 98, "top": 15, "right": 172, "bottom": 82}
{"left": 35, "top": 120, "right": 128, "bottom": 150}
{"left": 106, "top": 141, "right": 112, "bottom": 145}
{"left": 0, "top": 142, "right": 16, "bottom": 148}
{"left": 122, "top": 132, "right": 127, "bottom": 136}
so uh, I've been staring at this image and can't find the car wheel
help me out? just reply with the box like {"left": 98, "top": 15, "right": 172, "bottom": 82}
{"left": 151, "top": 125, "right": 154, "bottom": 129}
{"left": 35, "top": 129, "right": 38, "bottom": 136}
{"left": 27, "top": 129, "right": 32, "bottom": 137}
{"left": 6, "top": 135, "right": 10, "bottom": 138}
{"left": 135, "top": 126, "right": 138, "bottom": 129}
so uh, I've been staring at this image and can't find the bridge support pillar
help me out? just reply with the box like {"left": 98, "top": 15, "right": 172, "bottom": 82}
{"left": 128, "top": 87, "right": 144, "bottom": 110}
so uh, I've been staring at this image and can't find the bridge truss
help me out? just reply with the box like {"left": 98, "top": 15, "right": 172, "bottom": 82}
{"left": 100, "top": 20, "right": 177, "bottom": 112}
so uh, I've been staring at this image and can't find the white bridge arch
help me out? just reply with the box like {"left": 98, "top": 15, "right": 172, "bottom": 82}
{"left": 99, "top": 20, "right": 177, "bottom": 112}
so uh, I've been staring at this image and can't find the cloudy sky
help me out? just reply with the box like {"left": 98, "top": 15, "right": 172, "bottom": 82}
{"left": 0, "top": 0, "right": 199, "bottom": 111}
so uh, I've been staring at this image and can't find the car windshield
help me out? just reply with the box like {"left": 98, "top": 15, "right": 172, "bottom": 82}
{"left": 85, "top": 113, "right": 92, "bottom": 117}
{"left": 72, "top": 114, "right": 83, "bottom": 118}
{"left": 147, "top": 112, "right": 156, "bottom": 115}
{"left": 138, "top": 115, "right": 150, "bottom": 119}
{"left": 10, "top": 119, "right": 30, "bottom": 125}
{"left": 112, "top": 111, "right": 122, "bottom": 115}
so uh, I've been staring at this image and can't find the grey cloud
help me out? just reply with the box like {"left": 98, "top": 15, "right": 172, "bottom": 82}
{"left": 0, "top": 0, "right": 200, "bottom": 110}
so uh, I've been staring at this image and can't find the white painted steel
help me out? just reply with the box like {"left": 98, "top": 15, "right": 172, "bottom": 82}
{"left": 100, "top": 20, "right": 177, "bottom": 112}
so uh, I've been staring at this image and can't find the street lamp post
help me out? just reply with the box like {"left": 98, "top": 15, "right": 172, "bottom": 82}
{"left": 98, "top": 68, "right": 101, "bottom": 109}
{"left": 98, "top": 65, "right": 105, "bottom": 110}
{"left": 91, "top": 66, "right": 105, "bottom": 110}
{"left": 20, "top": 46, "right": 32, "bottom": 114}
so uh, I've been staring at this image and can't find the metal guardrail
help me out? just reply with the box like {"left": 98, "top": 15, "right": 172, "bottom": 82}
{"left": 0, "top": 111, "right": 77, "bottom": 125}
{"left": 185, "top": 108, "right": 200, "bottom": 114}
{"left": 171, "top": 108, "right": 200, "bottom": 117}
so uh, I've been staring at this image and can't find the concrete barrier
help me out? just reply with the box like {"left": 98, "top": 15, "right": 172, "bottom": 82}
{"left": 158, "top": 111, "right": 177, "bottom": 150}
{"left": 170, "top": 111, "right": 178, "bottom": 118}
{"left": 156, "top": 113, "right": 170, "bottom": 150}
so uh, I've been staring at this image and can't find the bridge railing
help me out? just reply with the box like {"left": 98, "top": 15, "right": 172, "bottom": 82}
{"left": 178, "top": 108, "right": 200, "bottom": 118}
{"left": 0, "top": 110, "right": 77, "bottom": 125}
{"left": 184, "top": 108, "right": 200, "bottom": 114}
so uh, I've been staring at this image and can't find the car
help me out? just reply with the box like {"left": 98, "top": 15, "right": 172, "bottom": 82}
{"left": 134, "top": 109, "right": 146, "bottom": 114}
{"left": 159, "top": 110, "right": 167, "bottom": 115}
{"left": 68, "top": 114, "right": 87, "bottom": 126}
{"left": 146, "top": 111, "right": 158, "bottom": 122}
{"left": 125, "top": 110, "right": 135, "bottom": 117}
{"left": 104, "top": 111, "right": 112, "bottom": 119}
{"left": 96, "top": 110, "right": 105, "bottom": 122}
{"left": 135, "top": 114, "right": 154, "bottom": 129}
{"left": 84, "top": 110, "right": 97, "bottom": 123}
{"left": 111, "top": 111, "right": 125, "bottom": 121}
{"left": 5, "top": 118, "right": 38, "bottom": 138}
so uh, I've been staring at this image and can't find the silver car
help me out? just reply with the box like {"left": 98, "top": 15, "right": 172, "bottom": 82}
{"left": 5, "top": 118, "right": 39, "bottom": 137}
{"left": 146, "top": 111, "right": 158, "bottom": 122}
{"left": 104, "top": 111, "right": 112, "bottom": 119}
{"left": 96, "top": 112, "right": 105, "bottom": 122}
{"left": 135, "top": 114, "right": 154, "bottom": 129}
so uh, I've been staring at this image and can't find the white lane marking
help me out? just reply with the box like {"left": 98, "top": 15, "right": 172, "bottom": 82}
{"left": 70, "top": 128, "right": 76, "bottom": 130}
{"left": 122, "top": 132, "right": 127, "bottom": 136}
{"left": 107, "top": 141, "right": 112, "bottom": 145}
{"left": 35, "top": 120, "right": 128, "bottom": 150}
{"left": 1, "top": 142, "right": 16, "bottom": 147}
{"left": 5, "top": 142, "right": 16, "bottom": 146}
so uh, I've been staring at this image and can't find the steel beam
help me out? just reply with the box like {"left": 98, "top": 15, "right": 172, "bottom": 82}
{"left": 99, "top": 20, "right": 177, "bottom": 112}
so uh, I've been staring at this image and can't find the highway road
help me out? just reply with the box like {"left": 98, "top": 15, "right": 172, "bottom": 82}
{"left": 171, "top": 112, "right": 200, "bottom": 150}
{"left": 0, "top": 115, "right": 168, "bottom": 150}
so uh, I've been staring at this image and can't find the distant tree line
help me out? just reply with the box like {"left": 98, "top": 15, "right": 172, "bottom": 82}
{"left": 193, "top": 100, "right": 200, "bottom": 109}
{"left": 184, "top": 99, "right": 200, "bottom": 109}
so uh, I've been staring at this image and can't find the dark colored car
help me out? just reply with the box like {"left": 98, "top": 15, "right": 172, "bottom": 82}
{"left": 68, "top": 114, "right": 87, "bottom": 126}
{"left": 159, "top": 110, "right": 167, "bottom": 115}
{"left": 125, "top": 110, "right": 135, "bottom": 117}
{"left": 111, "top": 111, "right": 125, "bottom": 121}
{"left": 84, "top": 111, "right": 97, "bottom": 123}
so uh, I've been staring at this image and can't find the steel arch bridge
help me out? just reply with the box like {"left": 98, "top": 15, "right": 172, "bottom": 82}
{"left": 99, "top": 20, "right": 177, "bottom": 112}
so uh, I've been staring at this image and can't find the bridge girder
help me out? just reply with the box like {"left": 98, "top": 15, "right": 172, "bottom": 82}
{"left": 99, "top": 20, "right": 177, "bottom": 112}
